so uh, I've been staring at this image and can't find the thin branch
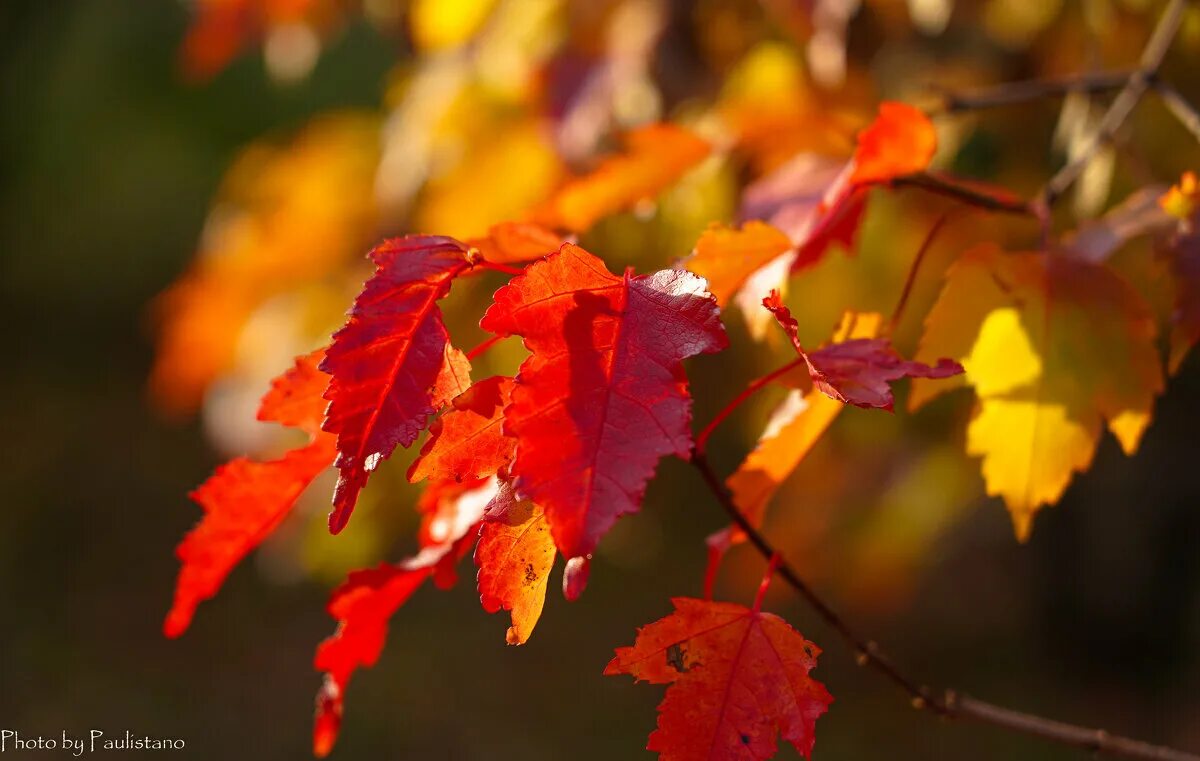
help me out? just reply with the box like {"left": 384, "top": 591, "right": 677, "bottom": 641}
{"left": 934, "top": 70, "right": 1133, "bottom": 114}
{"left": 891, "top": 173, "right": 1038, "bottom": 217}
{"left": 694, "top": 357, "right": 805, "bottom": 455}
{"left": 889, "top": 212, "right": 950, "bottom": 335}
{"left": 465, "top": 334, "right": 504, "bottom": 361}
{"left": 1039, "top": 0, "right": 1187, "bottom": 209}
{"left": 691, "top": 451, "right": 947, "bottom": 713}
{"left": 474, "top": 260, "right": 526, "bottom": 276}
{"left": 690, "top": 451, "right": 1200, "bottom": 761}
{"left": 1153, "top": 80, "right": 1200, "bottom": 143}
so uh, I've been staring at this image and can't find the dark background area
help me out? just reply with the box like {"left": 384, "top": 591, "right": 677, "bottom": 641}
{"left": 1, "top": 1, "right": 1198, "bottom": 759}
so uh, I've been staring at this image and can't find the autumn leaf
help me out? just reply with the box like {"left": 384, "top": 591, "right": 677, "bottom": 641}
{"left": 684, "top": 221, "right": 794, "bottom": 309}
{"left": 313, "top": 477, "right": 494, "bottom": 757}
{"left": 320, "top": 236, "right": 477, "bottom": 534}
{"left": 911, "top": 244, "right": 1163, "bottom": 539}
{"left": 536, "top": 124, "right": 711, "bottom": 232}
{"left": 764, "top": 292, "right": 962, "bottom": 410}
{"left": 475, "top": 480, "right": 556, "bottom": 645}
{"left": 164, "top": 349, "right": 334, "bottom": 638}
{"left": 606, "top": 597, "right": 832, "bottom": 761}
{"left": 719, "top": 103, "right": 936, "bottom": 334}
{"left": 848, "top": 101, "right": 937, "bottom": 186}
{"left": 480, "top": 243, "right": 728, "bottom": 557}
{"left": 408, "top": 376, "right": 516, "bottom": 484}
{"left": 467, "top": 221, "right": 566, "bottom": 265}
{"left": 1160, "top": 170, "right": 1197, "bottom": 221}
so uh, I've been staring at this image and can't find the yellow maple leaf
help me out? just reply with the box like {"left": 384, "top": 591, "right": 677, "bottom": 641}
{"left": 911, "top": 244, "right": 1163, "bottom": 540}
{"left": 150, "top": 113, "right": 380, "bottom": 414}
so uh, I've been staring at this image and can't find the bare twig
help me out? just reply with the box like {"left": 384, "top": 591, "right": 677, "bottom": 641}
{"left": 694, "top": 357, "right": 806, "bottom": 455}
{"left": 690, "top": 451, "right": 1200, "bottom": 761}
{"left": 891, "top": 173, "right": 1037, "bottom": 217}
{"left": 1153, "top": 80, "right": 1200, "bottom": 143}
{"left": 935, "top": 70, "right": 1133, "bottom": 113}
{"left": 889, "top": 212, "right": 950, "bottom": 334}
{"left": 1038, "top": 0, "right": 1187, "bottom": 210}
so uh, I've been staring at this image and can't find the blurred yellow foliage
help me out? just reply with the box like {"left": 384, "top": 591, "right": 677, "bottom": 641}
{"left": 150, "top": 113, "right": 381, "bottom": 415}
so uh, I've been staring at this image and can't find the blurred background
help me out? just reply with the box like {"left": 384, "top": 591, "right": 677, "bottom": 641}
{"left": 1, "top": 0, "right": 1199, "bottom": 758}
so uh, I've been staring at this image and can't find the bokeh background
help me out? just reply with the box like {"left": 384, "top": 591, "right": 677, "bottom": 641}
{"left": 1, "top": 0, "right": 1199, "bottom": 759}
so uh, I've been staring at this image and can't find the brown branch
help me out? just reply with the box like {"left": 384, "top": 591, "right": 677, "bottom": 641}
{"left": 1153, "top": 80, "right": 1200, "bottom": 143}
{"left": 690, "top": 451, "right": 1200, "bottom": 761}
{"left": 934, "top": 70, "right": 1133, "bottom": 114}
{"left": 889, "top": 212, "right": 950, "bottom": 335}
{"left": 1038, "top": 0, "right": 1187, "bottom": 210}
{"left": 891, "top": 173, "right": 1038, "bottom": 217}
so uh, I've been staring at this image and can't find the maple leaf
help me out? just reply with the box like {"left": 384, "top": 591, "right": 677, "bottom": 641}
{"left": 164, "top": 349, "right": 335, "bottom": 638}
{"left": 475, "top": 480, "right": 556, "bottom": 645}
{"left": 911, "top": 244, "right": 1164, "bottom": 539}
{"left": 536, "top": 124, "right": 711, "bottom": 232}
{"left": 480, "top": 243, "right": 728, "bottom": 558}
{"left": 716, "top": 103, "right": 936, "bottom": 335}
{"left": 467, "top": 221, "right": 566, "bottom": 265}
{"left": 408, "top": 376, "right": 516, "bottom": 484}
{"left": 848, "top": 101, "right": 938, "bottom": 186}
{"left": 320, "top": 236, "right": 477, "bottom": 534}
{"left": 763, "top": 292, "right": 962, "bottom": 410}
{"left": 313, "top": 477, "right": 494, "bottom": 757}
{"left": 684, "top": 220, "right": 794, "bottom": 310}
{"left": 606, "top": 597, "right": 832, "bottom": 761}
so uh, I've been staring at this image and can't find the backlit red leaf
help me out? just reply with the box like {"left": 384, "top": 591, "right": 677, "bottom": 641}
{"left": 764, "top": 292, "right": 962, "bottom": 410}
{"left": 848, "top": 101, "right": 937, "bottom": 186}
{"left": 408, "top": 376, "right": 516, "bottom": 484}
{"left": 480, "top": 243, "right": 727, "bottom": 557}
{"left": 165, "top": 349, "right": 334, "bottom": 638}
{"left": 606, "top": 597, "right": 832, "bottom": 760}
{"left": 320, "top": 236, "right": 476, "bottom": 534}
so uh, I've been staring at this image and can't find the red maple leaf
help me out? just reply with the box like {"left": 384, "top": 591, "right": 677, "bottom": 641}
{"left": 606, "top": 597, "right": 833, "bottom": 760}
{"left": 763, "top": 292, "right": 962, "bottom": 410}
{"left": 480, "top": 243, "right": 728, "bottom": 558}
{"left": 849, "top": 101, "right": 938, "bottom": 186}
{"left": 164, "top": 349, "right": 334, "bottom": 638}
{"left": 320, "top": 236, "right": 476, "bottom": 534}
{"left": 312, "top": 477, "right": 493, "bottom": 757}
{"left": 408, "top": 376, "right": 516, "bottom": 484}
